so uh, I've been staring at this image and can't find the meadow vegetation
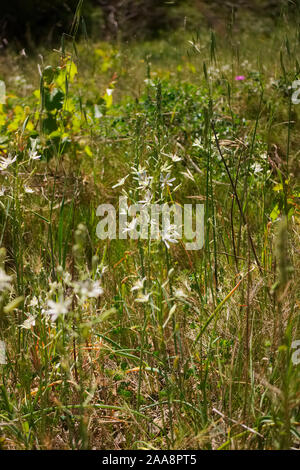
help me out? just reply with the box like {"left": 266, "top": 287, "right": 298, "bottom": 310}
{"left": 0, "top": 3, "right": 299, "bottom": 449}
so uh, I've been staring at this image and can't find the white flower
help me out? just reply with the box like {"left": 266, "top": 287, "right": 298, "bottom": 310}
{"left": 144, "top": 78, "right": 154, "bottom": 87}
{"left": 24, "top": 186, "right": 34, "bottom": 194}
{"left": 48, "top": 281, "right": 59, "bottom": 296}
{"left": 21, "top": 315, "right": 36, "bottom": 329}
{"left": 135, "top": 171, "right": 153, "bottom": 190}
{"left": 62, "top": 271, "right": 72, "bottom": 285}
{"left": 46, "top": 297, "right": 71, "bottom": 321}
{"left": 96, "top": 265, "right": 108, "bottom": 277}
{"left": 135, "top": 293, "right": 151, "bottom": 303}
{"left": 112, "top": 175, "right": 129, "bottom": 189}
{"left": 192, "top": 138, "right": 204, "bottom": 150}
{"left": 221, "top": 64, "right": 231, "bottom": 72}
{"left": 29, "top": 150, "right": 41, "bottom": 160}
{"left": 14, "top": 75, "right": 26, "bottom": 86}
{"left": 29, "top": 138, "right": 41, "bottom": 160}
{"left": 161, "top": 221, "right": 180, "bottom": 249}
{"left": 132, "top": 166, "right": 153, "bottom": 191}
{"left": 75, "top": 279, "right": 103, "bottom": 298}
{"left": 174, "top": 288, "right": 187, "bottom": 299}
{"left": 0, "top": 154, "right": 17, "bottom": 171}
{"left": 168, "top": 153, "right": 182, "bottom": 162}
{"left": 160, "top": 173, "right": 176, "bottom": 190}
{"left": 252, "top": 162, "right": 263, "bottom": 174}
{"left": 131, "top": 164, "right": 147, "bottom": 176}
{"left": 131, "top": 277, "right": 146, "bottom": 292}
{"left": 0, "top": 268, "right": 12, "bottom": 292}
{"left": 30, "top": 296, "right": 38, "bottom": 307}
{"left": 0, "top": 186, "right": 6, "bottom": 196}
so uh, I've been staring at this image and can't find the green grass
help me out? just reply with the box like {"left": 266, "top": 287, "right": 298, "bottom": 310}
{"left": 0, "top": 9, "right": 299, "bottom": 450}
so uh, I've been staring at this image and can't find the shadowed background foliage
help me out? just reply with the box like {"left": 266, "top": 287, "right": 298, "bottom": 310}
{"left": 0, "top": 0, "right": 297, "bottom": 48}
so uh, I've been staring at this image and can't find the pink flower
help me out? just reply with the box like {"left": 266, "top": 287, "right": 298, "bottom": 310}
{"left": 235, "top": 75, "right": 245, "bottom": 81}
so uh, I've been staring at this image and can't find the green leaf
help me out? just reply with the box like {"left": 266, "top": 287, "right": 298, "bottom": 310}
{"left": 44, "top": 88, "right": 64, "bottom": 111}
{"left": 42, "top": 114, "right": 57, "bottom": 134}
{"left": 42, "top": 66, "right": 55, "bottom": 85}
{"left": 270, "top": 204, "right": 280, "bottom": 221}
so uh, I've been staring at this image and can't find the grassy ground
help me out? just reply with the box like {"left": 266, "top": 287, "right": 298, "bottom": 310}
{"left": 0, "top": 9, "right": 299, "bottom": 450}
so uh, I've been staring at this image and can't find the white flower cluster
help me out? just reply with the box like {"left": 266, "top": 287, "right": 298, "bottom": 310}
{"left": 21, "top": 267, "right": 105, "bottom": 327}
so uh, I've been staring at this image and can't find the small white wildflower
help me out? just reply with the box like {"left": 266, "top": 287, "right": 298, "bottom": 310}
{"left": 135, "top": 292, "right": 151, "bottom": 303}
{"left": 112, "top": 175, "right": 129, "bottom": 189}
{"left": 252, "top": 162, "right": 263, "bottom": 174}
{"left": 131, "top": 164, "right": 147, "bottom": 176}
{"left": 0, "top": 186, "right": 6, "bottom": 196}
{"left": 174, "top": 288, "right": 187, "bottom": 299}
{"left": 24, "top": 186, "right": 34, "bottom": 194}
{"left": 160, "top": 173, "right": 176, "bottom": 190}
{"left": 14, "top": 75, "right": 26, "bottom": 87}
{"left": 135, "top": 171, "right": 153, "bottom": 190}
{"left": 221, "top": 64, "right": 231, "bottom": 72}
{"left": 21, "top": 315, "right": 36, "bottom": 329}
{"left": 0, "top": 154, "right": 17, "bottom": 171}
{"left": 62, "top": 271, "right": 72, "bottom": 285}
{"left": 46, "top": 297, "right": 71, "bottom": 321}
{"left": 0, "top": 268, "right": 12, "bottom": 292}
{"left": 161, "top": 220, "right": 180, "bottom": 249}
{"left": 192, "top": 138, "right": 204, "bottom": 150}
{"left": 144, "top": 78, "right": 155, "bottom": 87}
{"left": 168, "top": 153, "right": 182, "bottom": 162}
{"left": 30, "top": 296, "right": 38, "bottom": 307}
{"left": 48, "top": 281, "right": 59, "bottom": 296}
{"left": 29, "top": 150, "right": 41, "bottom": 161}
{"left": 97, "top": 265, "right": 108, "bottom": 276}
{"left": 75, "top": 279, "right": 103, "bottom": 298}
{"left": 131, "top": 277, "right": 146, "bottom": 292}
{"left": 29, "top": 138, "right": 41, "bottom": 160}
